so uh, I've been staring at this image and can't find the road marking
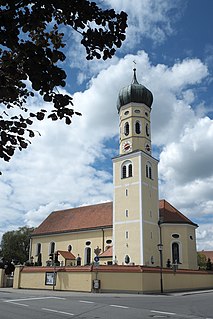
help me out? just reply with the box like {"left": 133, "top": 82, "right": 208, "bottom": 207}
{"left": 79, "top": 300, "right": 94, "bottom": 304}
{"left": 4, "top": 296, "right": 65, "bottom": 303}
{"left": 42, "top": 308, "right": 74, "bottom": 316}
{"left": 6, "top": 301, "right": 29, "bottom": 307}
{"left": 151, "top": 310, "right": 176, "bottom": 316}
{"left": 110, "top": 304, "right": 129, "bottom": 309}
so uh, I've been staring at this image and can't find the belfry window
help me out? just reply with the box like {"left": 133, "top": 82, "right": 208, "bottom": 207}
{"left": 122, "top": 161, "right": 133, "bottom": 179}
{"left": 124, "top": 122, "right": 129, "bottom": 136}
{"left": 146, "top": 162, "right": 152, "bottom": 179}
{"left": 135, "top": 121, "right": 141, "bottom": 134}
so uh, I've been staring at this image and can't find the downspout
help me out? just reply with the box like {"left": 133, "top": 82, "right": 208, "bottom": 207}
{"left": 101, "top": 228, "right": 104, "bottom": 253}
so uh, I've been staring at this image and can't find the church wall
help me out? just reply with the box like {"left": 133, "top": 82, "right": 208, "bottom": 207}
{"left": 161, "top": 224, "right": 198, "bottom": 269}
{"left": 31, "top": 228, "right": 112, "bottom": 266}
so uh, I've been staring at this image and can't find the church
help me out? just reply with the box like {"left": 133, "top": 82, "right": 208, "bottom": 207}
{"left": 30, "top": 69, "right": 198, "bottom": 270}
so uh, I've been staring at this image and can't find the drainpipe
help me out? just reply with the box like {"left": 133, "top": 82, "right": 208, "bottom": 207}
{"left": 101, "top": 228, "right": 104, "bottom": 253}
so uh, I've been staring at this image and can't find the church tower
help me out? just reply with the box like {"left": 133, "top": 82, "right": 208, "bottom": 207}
{"left": 113, "top": 69, "right": 159, "bottom": 266}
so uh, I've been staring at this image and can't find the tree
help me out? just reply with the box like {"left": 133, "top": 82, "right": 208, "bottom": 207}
{"left": 0, "top": 1, "right": 127, "bottom": 169}
{"left": 197, "top": 252, "right": 207, "bottom": 269}
{"left": 0, "top": 226, "right": 34, "bottom": 264}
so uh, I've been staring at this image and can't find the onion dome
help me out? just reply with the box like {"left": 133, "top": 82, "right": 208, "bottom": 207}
{"left": 117, "top": 68, "right": 153, "bottom": 113}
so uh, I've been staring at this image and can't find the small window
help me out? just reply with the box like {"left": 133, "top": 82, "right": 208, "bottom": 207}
{"left": 135, "top": 121, "right": 141, "bottom": 134}
{"left": 172, "top": 234, "right": 180, "bottom": 239}
{"left": 125, "top": 231, "right": 129, "bottom": 239}
{"left": 125, "top": 209, "right": 129, "bottom": 217}
{"left": 146, "top": 162, "right": 152, "bottom": 179}
{"left": 146, "top": 123, "right": 150, "bottom": 136}
{"left": 190, "top": 235, "right": 193, "bottom": 240}
{"left": 129, "top": 164, "right": 132, "bottom": 177}
{"left": 124, "top": 110, "right": 129, "bottom": 115}
{"left": 145, "top": 112, "right": 148, "bottom": 117}
{"left": 86, "top": 241, "right": 91, "bottom": 246}
{"left": 134, "top": 109, "right": 140, "bottom": 113}
{"left": 124, "top": 122, "right": 129, "bottom": 136}
{"left": 68, "top": 245, "right": 72, "bottom": 252}
{"left": 125, "top": 255, "right": 130, "bottom": 264}
{"left": 106, "top": 239, "right": 112, "bottom": 244}
{"left": 125, "top": 189, "right": 128, "bottom": 196}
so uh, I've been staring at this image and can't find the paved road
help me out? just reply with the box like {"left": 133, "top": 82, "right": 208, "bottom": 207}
{"left": 0, "top": 288, "right": 213, "bottom": 319}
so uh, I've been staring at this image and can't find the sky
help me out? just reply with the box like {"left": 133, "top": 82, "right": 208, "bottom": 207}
{"left": 1, "top": 0, "right": 213, "bottom": 251}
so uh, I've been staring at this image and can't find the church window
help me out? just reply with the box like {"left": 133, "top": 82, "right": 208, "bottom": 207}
{"left": 124, "top": 110, "right": 129, "bottom": 115}
{"left": 84, "top": 247, "right": 91, "bottom": 265}
{"left": 135, "top": 121, "right": 141, "bottom": 134}
{"left": 86, "top": 241, "right": 91, "bottom": 246}
{"left": 68, "top": 245, "right": 72, "bottom": 252}
{"left": 122, "top": 161, "right": 133, "bottom": 179}
{"left": 145, "top": 112, "right": 148, "bottom": 117}
{"left": 106, "top": 239, "right": 112, "bottom": 244}
{"left": 36, "top": 243, "right": 41, "bottom": 256}
{"left": 49, "top": 241, "right": 55, "bottom": 255}
{"left": 125, "top": 209, "right": 129, "bottom": 217}
{"left": 190, "top": 235, "right": 193, "bottom": 240}
{"left": 134, "top": 109, "right": 140, "bottom": 113}
{"left": 125, "top": 189, "right": 128, "bottom": 196}
{"left": 146, "top": 123, "right": 150, "bottom": 136}
{"left": 172, "top": 242, "right": 180, "bottom": 264}
{"left": 124, "top": 122, "right": 129, "bottom": 136}
{"left": 125, "top": 231, "right": 129, "bottom": 239}
{"left": 146, "top": 162, "right": 152, "bottom": 179}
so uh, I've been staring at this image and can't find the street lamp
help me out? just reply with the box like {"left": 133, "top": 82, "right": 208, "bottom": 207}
{"left": 157, "top": 243, "right": 163, "bottom": 293}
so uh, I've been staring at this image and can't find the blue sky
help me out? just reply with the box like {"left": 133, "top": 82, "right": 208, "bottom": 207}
{"left": 1, "top": 0, "right": 213, "bottom": 250}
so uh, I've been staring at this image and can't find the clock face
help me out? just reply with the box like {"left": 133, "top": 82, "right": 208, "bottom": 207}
{"left": 123, "top": 141, "right": 132, "bottom": 152}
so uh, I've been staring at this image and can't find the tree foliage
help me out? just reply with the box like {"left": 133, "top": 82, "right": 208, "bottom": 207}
{"left": 0, "top": 1, "right": 127, "bottom": 168}
{"left": 0, "top": 226, "right": 34, "bottom": 264}
{"left": 197, "top": 252, "right": 207, "bottom": 269}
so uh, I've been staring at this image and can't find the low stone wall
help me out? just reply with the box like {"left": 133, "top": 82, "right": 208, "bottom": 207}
{"left": 13, "top": 265, "right": 213, "bottom": 293}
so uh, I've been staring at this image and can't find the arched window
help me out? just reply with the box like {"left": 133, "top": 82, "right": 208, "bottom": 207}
{"left": 84, "top": 247, "right": 91, "bottom": 265}
{"left": 124, "top": 122, "right": 129, "bottom": 136}
{"left": 36, "top": 243, "right": 41, "bottom": 256}
{"left": 146, "top": 123, "right": 150, "bottom": 136}
{"left": 172, "top": 242, "right": 180, "bottom": 264}
{"left": 135, "top": 121, "right": 141, "bottom": 134}
{"left": 146, "top": 162, "right": 152, "bottom": 179}
{"left": 49, "top": 242, "right": 55, "bottom": 255}
{"left": 121, "top": 161, "right": 133, "bottom": 179}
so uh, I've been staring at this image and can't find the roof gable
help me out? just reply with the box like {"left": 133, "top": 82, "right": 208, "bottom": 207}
{"left": 159, "top": 199, "right": 198, "bottom": 227}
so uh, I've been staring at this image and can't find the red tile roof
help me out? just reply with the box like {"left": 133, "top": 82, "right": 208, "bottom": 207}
{"left": 159, "top": 199, "right": 198, "bottom": 227}
{"left": 57, "top": 250, "right": 76, "bottom": 260}
{"left": 99, "top": 246, "right": 113, "bottom": 258}
{"left": 32, "top": 200, "right": 197, "bottom": 237}
{"left": 32, "top": 202, "right": 113, "bottom": 236}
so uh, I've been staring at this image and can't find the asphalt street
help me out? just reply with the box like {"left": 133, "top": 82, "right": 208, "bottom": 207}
{"left": 0, "top": 288, "right": 213, "bottom": 319}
